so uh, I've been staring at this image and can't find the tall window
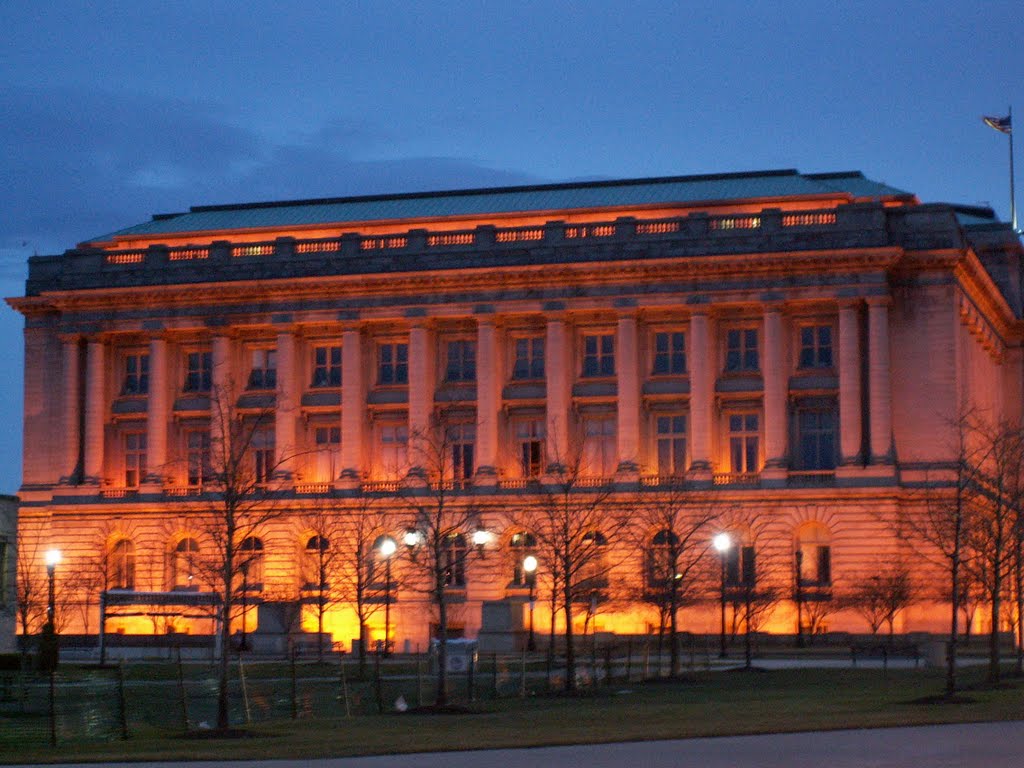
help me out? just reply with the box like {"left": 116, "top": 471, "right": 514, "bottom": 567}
{"left": 239, "top": 536, "right": 264, "bottom": 587}
{"left": 184, "top": 351, "right": 212, "bottom": 392}
{"left": 725, "top": 544, "right": 756, "bottom": 588}
{"left": 303, "top": 535, "right": 330, "bottom": 589}
{"left": 312, "top": 345, "right": 342, "bottom": 387}
{"left": 379, "top": 423, "right": 408, "bottom": 477}
{"left": 582, "top": 334, "right": 615, "bottom": 377}
{"left": 798, "top": 325, "right": 833, "bottom": 369}
{"left": 247, "top": 349, "right": 277, "bottom": 390}
{"left": 171, "top": 537, "right": 199, "bottom": 590}
{"left": 252, "top": 429, "right": 275, "bottom": 483}
{"left": 124, "top": 432, "right": 147, "bottom": 487}
{"left": 515, "top": 419, "right": 545, "bottom": 477}
{"left": 445, "top": 340, "right": 476, "bottom": 382}
{"left": 186, "top": 430, "right": 211, "bottom": 486}
{"left": 728, "top": 413, "right": 759, "bottom": 474}
{"left": 796, "top": 523, "right": 832, "bottom": 587}
{"left": 796, "top": 408, "right": 837, "bottom": 470}
{"left": 122, "top": 353, "right": 149, "bottom": 395}
{"left": 583, "top": 417, "right": 617, "bottom": 476}
{"left": 655, "top": 414, "right": 687, "bottom": 476}
{"left": 652, "top": 332, "right": 686, "bottom": 375}
{"left": 449, "top": 423, "right": 475, "bottom": 480}
{"left": 444, "top": 534, "right": 467, "bottom": 587}
{"left": 725, "top": 329, "right": 759, "bottom": 372}
{"left": 579, "top": 531, "right": 609, "bottom": 592}
{"left": 378, "top": 342, "right": 408, "bottom": 385}
{"left": 108, "top": 539, "right": 136, "bottom": 590}
{"left": 509, "top": 532, "right": 536, "bottom": 586}
{"left": 314, "top": 425, "right": 341, "bottom": 481}
{"left": 646, "top": 530, "right": 679, "bottom": 588}
{"left": 512, "top": 336, "right": 545, "bottom": 379}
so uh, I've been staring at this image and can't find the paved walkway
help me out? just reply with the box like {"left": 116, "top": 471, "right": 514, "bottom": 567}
{"left": 14, "top": 721, "right": 1024, "bottom": 768}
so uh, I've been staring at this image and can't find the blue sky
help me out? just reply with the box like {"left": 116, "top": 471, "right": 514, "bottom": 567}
{"left": 0, "top": 0, "right": 1021, "bottom": 493}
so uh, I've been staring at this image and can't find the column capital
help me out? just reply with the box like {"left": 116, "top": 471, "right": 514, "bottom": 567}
{"left": 866, "top": 295, "right": 893, "bottom": 308}
{"left": 836, "top": 297, "right": 863, "bottom": 311}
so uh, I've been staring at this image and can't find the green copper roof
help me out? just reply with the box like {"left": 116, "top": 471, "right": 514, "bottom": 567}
{"left": 92, "top": 169, "right": 913, "bottom": 242}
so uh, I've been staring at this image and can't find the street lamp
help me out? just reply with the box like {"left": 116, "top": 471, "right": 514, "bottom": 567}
{"left": 240, "top": 561, "right": 250, "bottom": 652}
{"left": 712, "top": 533, "right": 732, "bottom": 659}
{"left": 44, "top": 549, "right": 61, "bottom": 626}
{"left": 472, "top": 527, "right": 493, "bottom": 556}
{"left": 379, "top": 536, "right": 397, "bottom": 656}
{"left": 522, "top": 555, "right": 538, "bottom": 652}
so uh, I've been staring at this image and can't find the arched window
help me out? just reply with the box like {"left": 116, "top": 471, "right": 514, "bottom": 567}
{"left": 303, "top": 535, "right": 329, "bottom": 589}
{"left": 444, "top": 534, "right": 467, "bottom": 587}
{"left": 171, "top": 537, "right": 199, "bottom": 590}
{"left": 646, "top": 529, "right": 679, "bottom": 588}
{"left": 578, "top": 531, "right": 609, "bottom": 595}
{"left": 509, "top": 531, "right": 536, "bottom": 586}
{"left": 108, "top": 539, "right": 135, "bottom": 590}
{"left": 796, "top": 522, "right": 832, "bottom": 587}
{"left": 722, "top": 530, "right": 756, "bottom": 589}
{"left": 239, "top": 536, "right": 264, "bottom": 588}
{"left": 367, "top": 534, "right": 397, "bottom": 588}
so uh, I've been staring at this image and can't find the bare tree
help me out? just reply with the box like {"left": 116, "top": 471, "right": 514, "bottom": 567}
{"left": 846, "top": 563, "right": 915, "bottom": 642}
{"left": 506, "top": 446, "right": 627, "bottom": 693}
{"left": 14, "top": 526, "right": 47, "bottom": 643}
{"left": 630, "top": 482, "right": 720, "bottom": 676}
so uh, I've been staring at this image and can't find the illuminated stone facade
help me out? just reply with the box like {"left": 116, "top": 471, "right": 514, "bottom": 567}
{"left": 8, "top": 170, "right": 1024, "bottom": 650}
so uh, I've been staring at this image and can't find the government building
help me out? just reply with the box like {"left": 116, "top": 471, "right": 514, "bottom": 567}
{"left": 9, "top": 169, "right": 1024, "bottom": 653}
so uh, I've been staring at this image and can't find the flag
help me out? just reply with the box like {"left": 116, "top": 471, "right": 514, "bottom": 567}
{"left": 983, "top": 114, "right": 1012, "bottom": 134}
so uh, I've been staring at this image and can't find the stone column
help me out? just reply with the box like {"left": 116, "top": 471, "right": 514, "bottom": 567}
{"left": 545, "top": 316, "right": 571, "bottom": 469}
{"left": 868, "top": 297, "right": 893, "bottom": 464}
{"left": 688, "top": 311, "right": 712, "bottom": 477}
{"left": 616, "top": 313, "right": 640, "bottom": 473}
{"left": 145, "top": 336, "right": 168, "bottom": 485}
{"left": 475, "top": 319, "right": 500, "bottom": 481}
{"left": 210, "top": 335, "right": 233, "bottom": 454}
{"left": 340, "top": 326, "right": 366, "bottom": 481}
{"left": 62, "top": 338, "right": 81, "bottom": 484}
{"left": 838, "top": 300, "right": 862, "bottom": 465}
{"left": 83, "top": 339, "right": 105, "bottom": 485}
{"left": 275, "top": 330, "right": 297, "bottom": 480}
{"left": 408, "top": 323, "right": 436, "bottom": 471}
{"left": 762, "top": 306, "right": 787, "bottom": 475}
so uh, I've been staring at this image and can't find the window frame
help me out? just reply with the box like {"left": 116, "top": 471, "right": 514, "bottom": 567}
{"left": 654, "top": 413, "right": 687, "bottom": 477}
{"left": 183, "top": 349, "right": 213, "bottom": 393}
{"left": 726, "top": 411, "right": 760, "bottom": 474}
{"left": 511, "top": 335, "right": 545, "bottom": 380}
{"left": 724, "top": 327, "right": 760, "bottom": 373}
{"left": 797, "top": 324, "right": 835, "bottom": 370}
{"left": 246, "top": 347, "right": 278, "bottom": 391}
{"left": 311, "top": 344, "right": 342, "bottom": 388}
{"left": 651, "top": 330, "right": 686, "bottom": 376}
{"left": 444, "top": 339, "right": 477, "bottom": 383}
{"left": 121, "top": 351, "right": 150, "bottom": 396}
{"left": 581, "top": 332, "right": 616, "bottom": 378}
{"left": 377, "top": 341, "right": 409, "bottom": 386}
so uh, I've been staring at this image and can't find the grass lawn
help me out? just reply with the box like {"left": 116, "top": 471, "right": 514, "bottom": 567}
{"left": 2, "top": 665, "right": 1023, "bottom": 764}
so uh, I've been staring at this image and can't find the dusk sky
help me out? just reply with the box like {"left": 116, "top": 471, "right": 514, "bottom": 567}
{"left": 0, "top": 1, "right": 1021, "bottom": 494}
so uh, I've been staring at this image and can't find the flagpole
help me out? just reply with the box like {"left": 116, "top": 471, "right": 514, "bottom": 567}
{"left": 1009, "top": 105, "right": 1017, "bottom": 233}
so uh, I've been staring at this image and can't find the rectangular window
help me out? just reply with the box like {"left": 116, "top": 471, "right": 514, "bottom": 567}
{"left": 122, "top": 353, "right": 149, "bottom": 395}
{"left": 252, "top": 429, "right": 275, "bottom": 483}
{"left": 726, "top": 545, "right": 756, "bottom": 587}
{"left": 124, "top": 432, "right": 147, "bottom": 487}
{"left": 515, "top": 419, "right": 546, "bottom": 477}
{"left": 247, "top": 349, "right": 278, "bottom": 390}
{"left": 379, "top": 423, "right": 408, "bottom": 477}
{"left": 728, "top": 413, "right": 759, "bottom": 474}
{"left": 184, "top": 351, "right": 213, "bottom": 392}
{"left": 512, "top": 336, "right": 545, "bottom": 380}
{"left": 799, "top": 545, "right": 832, "bottom": 586}
{"left": 725, "top": 329, "right": 759, "bottom": 372}
{"left": 312, "top": 345, "right": 342, "bottom": 387}
{"left": 186, "top": 430, "right": 211, "bottom": 486}
{"left": 314, "top": 425, "right": 341, "bottom": 481}
{"left": 582, "top": 417, "right": 617, "bottom": 476}
{"left": 378, "top": 343, "right": 408, "bottom": 385}
{"left": 449, "top": 423, "right": 475, "bottom": 480}
{"left": 652, "top": 332, "right": 686, "bottom": 375}
{"left": 582, "top": 333, "right": 615, "bottom": 377}
{"left": 315, "top": 426, "right": 341, "bottom": 446}
{"left": 798, "top": 325, "right": 833, "bottom": 369}
{"left": 445, "top": 340, "right": 477, "bottom": 382}
{"left": 656, "top": 414, "right": 687, "bottom": 476}
{"left": 796, "top": 409, "right": 837, "bottom": 470}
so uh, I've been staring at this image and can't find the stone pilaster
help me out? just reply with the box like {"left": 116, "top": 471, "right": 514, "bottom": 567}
{"left": 340, "top": 326, "right": 366, "bottom": 483}
{"left": 545, "top": 316, "right": 571, "bottom": 469}
{"left": 210, "top": 334, "right": 234, "bottom": 455}
{"left": 688, "top": 311, "right": 712, "bottom": 478}
{"left": 868, "top": 297, "right": 893, "bottom": 464}
{"left": 838, "top": 300, "right": 863, "bottom": 466}
{"left": 82, "top": 340, "right": 105, "bottom": 485}
{"left": 61, "top": 338, "right": 81, "bottom": 484}
{"left": 475, "top": 319, "right": 501, "bottom": 483}
{"left": 408, "top": 323, "right": 436, "bottom": 470}
{"left": 275, "top": 330, "right": 297, "bottom": 480}
{"left": 144, "top": 337, "right": 168, "bottom": 486}
{"left": 616, "top": 313, "right": 640, "bottom": 474}
{"left": 762, "top": 306, "right": 787, "bottom": 478}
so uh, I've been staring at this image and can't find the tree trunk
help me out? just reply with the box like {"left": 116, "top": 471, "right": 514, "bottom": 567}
{"left": 989, "top": 590, "right": 1002, "bottom": 684}
{"left": 563, "top": 579, "right": 575, "bottom": 692}
{"left": 217, "top": 592, "right": 231, "bottom": 730}
{"left": 743, "top": 593, "right": 752, "bottom": 670}
{"left": 669, "top": 595, "right": 680, "bottom": 677}
{"left": 436, "top": 583, "right": 448, "bottom": 706}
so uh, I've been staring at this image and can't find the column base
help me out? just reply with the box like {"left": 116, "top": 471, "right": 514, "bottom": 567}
{"left": 334, "top": 475, "right": 362, "bottom": 491}
{"left": 474, "top": 466, "right": 498, "bottom": 489}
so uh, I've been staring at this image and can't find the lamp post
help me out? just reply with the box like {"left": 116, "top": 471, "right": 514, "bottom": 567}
{"left": 240, "top": 561, "right": 249, "bottom": 652}
{"left": 45, "top": 549, "right": 61, "bottom": 626}
{"left": 795, "top": 548, "right": 805, "bottom": 648}
{"left": 379, "top": 536, "right": 397, "bottom": 656}
{"left": 523, "top": 555, "right": 538, "bottom": 652}
{"left": 712, "top": 533, "right": 732, "bottom": 659}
